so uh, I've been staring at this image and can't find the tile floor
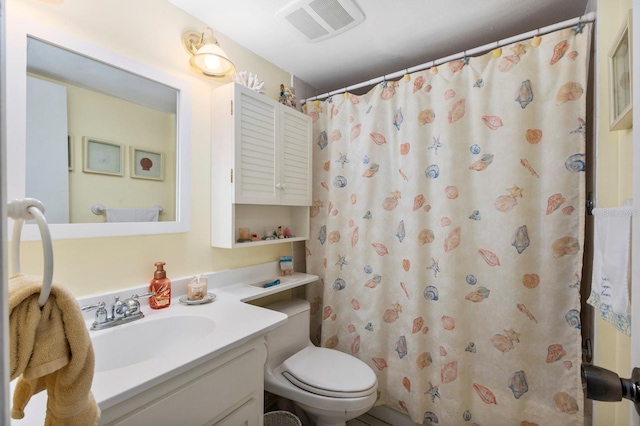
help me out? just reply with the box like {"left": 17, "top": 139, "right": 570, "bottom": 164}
{"left": 346, "top": 413, "right": 393, "bottom": 425}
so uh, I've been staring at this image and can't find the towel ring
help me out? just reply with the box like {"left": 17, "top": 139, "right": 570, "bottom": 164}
{"left": 8, "top": 198, "right": 54, "bottom": 308}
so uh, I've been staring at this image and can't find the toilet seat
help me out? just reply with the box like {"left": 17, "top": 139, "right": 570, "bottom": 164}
{"left": 280, "top": 346, "right": 377, "bottom": 398}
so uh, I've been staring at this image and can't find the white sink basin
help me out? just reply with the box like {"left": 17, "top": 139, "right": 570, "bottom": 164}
{"left": 91, "top": 314, "right": 216, "bottom": 372}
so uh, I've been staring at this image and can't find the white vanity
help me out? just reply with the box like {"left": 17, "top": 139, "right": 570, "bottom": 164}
{"left": 10, "top": 262, "right": 318, "bottom": 425}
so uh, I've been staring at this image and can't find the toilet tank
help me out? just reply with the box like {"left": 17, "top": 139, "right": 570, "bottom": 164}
{"left": 264, "top": 299, "right": 312, "bottom": 368}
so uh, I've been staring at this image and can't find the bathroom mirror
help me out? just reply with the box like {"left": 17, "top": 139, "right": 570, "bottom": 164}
{"left": 6, "top": 17, "right": 191, "bottom": 240}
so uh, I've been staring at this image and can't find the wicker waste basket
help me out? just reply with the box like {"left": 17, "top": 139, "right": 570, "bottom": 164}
{"left": 263, "top": 410, "right": 302, "bottom": 426}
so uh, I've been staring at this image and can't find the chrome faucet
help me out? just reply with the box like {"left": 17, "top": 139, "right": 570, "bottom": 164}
{"left": 82, "top": 292, "right": 154, "bottom": 331}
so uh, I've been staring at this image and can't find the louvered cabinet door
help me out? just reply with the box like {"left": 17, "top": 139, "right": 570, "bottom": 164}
{"left": 211, "top": 83, "right": 312, "bottom": 248}
{"left": 233, "top": 89, "right": 278, "bottom": 204}
{"left": 279, "top": 106, "right": 312, "bottom": 206}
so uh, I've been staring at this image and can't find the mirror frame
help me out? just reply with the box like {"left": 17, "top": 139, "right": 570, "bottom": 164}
{"left": 6, "top": 15, "right": 191, "bottom": 240}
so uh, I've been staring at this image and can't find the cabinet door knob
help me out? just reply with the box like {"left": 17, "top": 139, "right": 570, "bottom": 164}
{"left": 275, "top": 183, "right": 282, "bottom": 189}
{"left": 280, "top": 183, "right": 287, "bottom": 190}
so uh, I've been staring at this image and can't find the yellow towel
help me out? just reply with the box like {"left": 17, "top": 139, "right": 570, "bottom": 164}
{"left": 9, "top": 274, "right": 100, "bottom": 425}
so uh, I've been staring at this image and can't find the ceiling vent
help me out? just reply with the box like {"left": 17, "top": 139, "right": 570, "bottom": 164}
{"left": 276, "top": 0, "right": 365, "bottom": 43}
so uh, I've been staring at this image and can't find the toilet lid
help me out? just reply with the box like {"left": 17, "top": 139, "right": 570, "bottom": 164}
{"left": 281, "top": 346, "right": 377, "bottom": 398}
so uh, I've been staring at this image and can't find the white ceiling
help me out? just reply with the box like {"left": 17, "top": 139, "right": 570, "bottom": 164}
{"left": 27, "top": 37, "right": 177, "bottom": 114}
{"left": 168, "top": 0, "right": 590, "bottom": 95}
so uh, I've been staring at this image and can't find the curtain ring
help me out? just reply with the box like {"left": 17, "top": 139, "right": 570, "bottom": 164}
{"left": 532, "top": 28, "right": 542, "bottom": 47}
{"left": 491, "top": 41, "right": 503, "bottom": 58}
{"left": 573, "top": 16, "right": 586, "bottom": 34}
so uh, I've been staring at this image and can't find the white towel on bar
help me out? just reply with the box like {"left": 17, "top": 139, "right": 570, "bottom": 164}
{"left": 105, "top": 208, "right": 159, "bottom": 223}
{"left": 587, "top": 205, "right": 633, "bottom": 335}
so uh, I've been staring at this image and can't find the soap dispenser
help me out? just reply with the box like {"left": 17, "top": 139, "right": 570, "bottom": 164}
{"left": 149, "top": 261, "right": 171, "bottom": 309}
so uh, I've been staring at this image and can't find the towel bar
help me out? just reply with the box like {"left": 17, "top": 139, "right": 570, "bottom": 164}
{"left": 7, "top": 198, "right": 54, "bottom": 308}
{"left": 91, "top": 203, "right": 163, "bottom": 215}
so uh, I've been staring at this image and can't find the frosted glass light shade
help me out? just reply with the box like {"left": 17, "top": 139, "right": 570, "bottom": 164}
{"left": 190, "top": 43, "right": 235, "bottom": 77}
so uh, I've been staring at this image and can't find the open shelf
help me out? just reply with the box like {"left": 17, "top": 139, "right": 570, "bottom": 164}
{"left": 212, "top": 204, "right": 309, "bottom": 249}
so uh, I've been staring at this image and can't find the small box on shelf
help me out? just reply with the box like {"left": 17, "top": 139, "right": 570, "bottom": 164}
{"left": 280, "top": 256, "right": 293, "bottom": 276}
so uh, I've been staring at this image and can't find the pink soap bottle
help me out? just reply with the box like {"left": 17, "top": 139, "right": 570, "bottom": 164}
{"left": 149, "top": 262, "right": 171, "bottom": 309}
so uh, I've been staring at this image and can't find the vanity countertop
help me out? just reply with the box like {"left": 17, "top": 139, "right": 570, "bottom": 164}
{"left": 10, "top": 261, "right": 318, "bottom": 424}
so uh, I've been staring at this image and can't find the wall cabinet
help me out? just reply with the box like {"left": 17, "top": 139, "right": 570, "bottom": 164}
{"left": 100, "top": 337, "right": 266, "bottom": 425}
{"left": 211, "top": 83, "right": 312, "bottom": 248}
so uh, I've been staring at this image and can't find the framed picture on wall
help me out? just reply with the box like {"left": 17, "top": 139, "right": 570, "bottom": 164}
{"left": 130, "top": 146, "right": 164, "bottom": 181}
{"left": 82, "top": 136, "right": 124, "bottom": 176}
{"left": 608, "top": 11, "right": 633, "bottom": 131}
{"left": 68, "top": 134, "right": 75, "bottom": 171}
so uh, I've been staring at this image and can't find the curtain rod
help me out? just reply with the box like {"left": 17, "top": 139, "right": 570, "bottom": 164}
{"left": 303, "top": 11, "right": 596, "bottom": 104}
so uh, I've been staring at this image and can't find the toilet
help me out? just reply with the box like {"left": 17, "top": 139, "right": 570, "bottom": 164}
{"left": 264, "top": 299, "right": 378, "bottom": 426}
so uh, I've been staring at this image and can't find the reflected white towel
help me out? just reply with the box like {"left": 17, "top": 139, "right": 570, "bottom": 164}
{"left": 587, "top": 206, "right": 632, "bottom": 335}
{"left": 105, "top": 208, "right": 159, "bottom": 223}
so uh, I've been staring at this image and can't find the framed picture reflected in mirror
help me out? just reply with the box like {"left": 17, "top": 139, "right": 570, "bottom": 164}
{"left": 131, "top": 146, "right": 164, "bottom": 181}
{"left": 83, "top": 136, "right": 124, "bottom": 176}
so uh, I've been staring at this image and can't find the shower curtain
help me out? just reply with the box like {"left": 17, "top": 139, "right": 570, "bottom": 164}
{"left": 305, "top": 23, "right": 591, "bottom": 425}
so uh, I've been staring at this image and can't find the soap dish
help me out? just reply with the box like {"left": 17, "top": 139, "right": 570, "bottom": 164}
{"left": 179, "top": 292, "right": 216, "bottom": 305}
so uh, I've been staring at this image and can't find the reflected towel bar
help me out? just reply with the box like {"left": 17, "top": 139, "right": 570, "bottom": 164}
{"left": 91, "top": 203, "right": 163, "bottom": 215}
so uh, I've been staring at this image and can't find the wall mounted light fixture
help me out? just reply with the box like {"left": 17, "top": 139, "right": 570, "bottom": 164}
{"left": 181, "top": 27, "right": 235, "bottom": 78}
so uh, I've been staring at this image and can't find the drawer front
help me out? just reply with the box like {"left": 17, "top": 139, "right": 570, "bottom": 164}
{"left": 112, "top": 346, "right": 263, "bottom": 425}
{"left": 212, "top": 398, "right": 260, "bottom": 426}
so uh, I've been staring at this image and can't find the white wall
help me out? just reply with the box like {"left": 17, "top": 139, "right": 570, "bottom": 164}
{"left": 631, "top": 2, "right": 640, "bottom": 425}
{"left": 594, "top": 0, "right": 633, "bottom": 425}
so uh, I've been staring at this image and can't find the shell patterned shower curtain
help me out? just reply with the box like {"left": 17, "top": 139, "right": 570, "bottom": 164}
{"left": 305, "top": 23, "right": 591, "bottom": 425}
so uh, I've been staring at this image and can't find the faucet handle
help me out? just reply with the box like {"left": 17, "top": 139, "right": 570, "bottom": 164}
{"left": 81, "top": 301, "right": 108, "bottom": 324}
{"left": 81, "top": 300, "right": 106, "bottom": 311}
{"left": 133, "top": 292, "right": 155, "bottom": 299}
{"left": 123, "top": 292, "right": 156, "bottom": 316}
